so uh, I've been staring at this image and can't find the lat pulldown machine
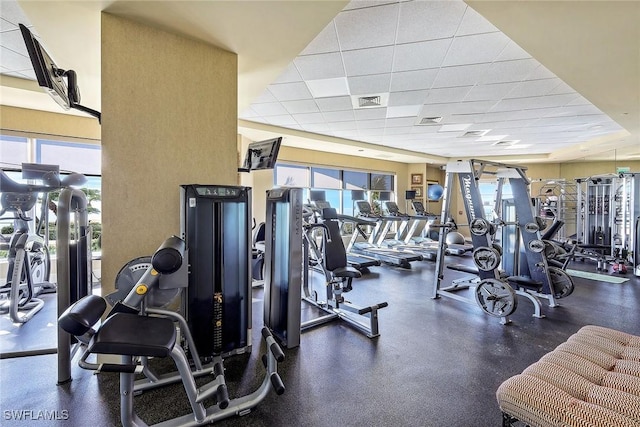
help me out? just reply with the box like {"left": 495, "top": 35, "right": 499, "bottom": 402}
{"left": 432, "top": 160, "right": 574, "bottom": 324}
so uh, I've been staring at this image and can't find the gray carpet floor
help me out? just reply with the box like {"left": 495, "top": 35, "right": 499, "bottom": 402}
{"left": 1, "top": 257, "right": 639, "bottom": 426}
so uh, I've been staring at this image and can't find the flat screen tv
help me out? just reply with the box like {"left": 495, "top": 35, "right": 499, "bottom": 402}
{"left": 239, "top": 137, "right": 282, "bottom": 172}
{"left": 19, "top": 23, "right": 100, "bottom": 122}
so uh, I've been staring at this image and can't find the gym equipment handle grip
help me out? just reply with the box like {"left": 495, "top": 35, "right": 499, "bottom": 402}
{"left": 357, "top": 301, "right": 388, "bottom": 315}
{"left": 270, "top": 373, "right": 286, "bottom": 395}
{"left": 217, "top": 384, "right": 230, "bottom": 409}
{"left": 262, "top": 327, "right": 285, "bottom": 362}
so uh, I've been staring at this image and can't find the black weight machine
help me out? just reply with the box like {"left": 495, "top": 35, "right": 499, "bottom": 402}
{"left": 263, "top": 188, "right": 387, "bottom": 349}
{"left": 59, "top": 235, "right": 285, "bottom": 427}
{"left": 432, "top": 160, "right": 575, "bottom": 324}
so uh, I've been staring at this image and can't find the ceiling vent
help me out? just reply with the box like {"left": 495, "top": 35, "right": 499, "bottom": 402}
{"left": 460, "top": 129, "right": 490, "bottom": 138}
{"left": 351, "top": 93, "right": 389, "bottom": 109}
{"left": 493, "top": 140, "right": 518, "bottom": 147}
{"left": 417, "top": 116, "right": 443, "bottom": 125}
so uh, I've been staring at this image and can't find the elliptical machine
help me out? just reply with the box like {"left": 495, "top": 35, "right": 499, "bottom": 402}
{"left": 0, "top": 164, "right": 85, "bottom": 323}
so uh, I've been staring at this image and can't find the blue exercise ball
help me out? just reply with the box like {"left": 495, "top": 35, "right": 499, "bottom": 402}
{"left": 428, "top": 184, "right": 444, "bottom": 201}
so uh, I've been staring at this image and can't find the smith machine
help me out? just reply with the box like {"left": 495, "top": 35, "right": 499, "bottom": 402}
{"left": 432, "top": 160, "right": 574, "bottom": 324}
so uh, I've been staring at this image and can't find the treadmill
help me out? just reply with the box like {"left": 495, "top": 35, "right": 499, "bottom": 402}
{"left": 381, "top": 201, "right": 437, "bottom": 261}
{"left": 310, "top": 200, "right": 381, "bottom": 271}
{"left": 346, "top": 201, "right": 423, "bottom": 268}
{"left": 412, "top": 201, "right": 473, "bottom": 256}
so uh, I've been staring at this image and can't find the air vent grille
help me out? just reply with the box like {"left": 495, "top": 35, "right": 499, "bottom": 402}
{"left": 461, "top": 129, "right": 490, "bottom": 137}
{"left": 359, "top": 96, "right": 381, "bottom": 108}
{"left": 418, "top": 116, "right": 443, "bottom": 125}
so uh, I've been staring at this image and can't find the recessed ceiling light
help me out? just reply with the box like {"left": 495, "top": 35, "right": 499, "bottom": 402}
{"left": 493, "top": 140, "right": 519, "bottom": 147}
{"left": 477, "top": 134, "right": 508, "bottom": 142}
{"left": 305, "top": 77, "right": 350, "bottom": 98}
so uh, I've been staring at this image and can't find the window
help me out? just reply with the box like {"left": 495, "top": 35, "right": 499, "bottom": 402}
{"left": 274, "top": 162, "right": 395, "bottom": 225}
{"left": 36, "top": 139, "right": 101, "bottom": 175}
{"left": 0, "top": 135, "right": 29, "bottom": 167}
{"left": 275, "top": 164, "right": 309, "bottom": 187}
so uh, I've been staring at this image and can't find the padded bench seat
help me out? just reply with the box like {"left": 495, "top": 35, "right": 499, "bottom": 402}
{"left": 497, "top": 325, "right": 640, "bottom": 427}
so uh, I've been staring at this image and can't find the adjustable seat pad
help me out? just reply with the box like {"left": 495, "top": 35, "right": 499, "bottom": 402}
{"left": 90, "top": 313, "right": 176, "bottom": 358}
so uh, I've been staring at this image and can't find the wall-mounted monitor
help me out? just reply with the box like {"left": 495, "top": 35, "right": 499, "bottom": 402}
{"left": 239, "top": 137, "right": 282, "bottom": 172}
{"left": 19, "top": 23, "right": 101, "bottom": 122}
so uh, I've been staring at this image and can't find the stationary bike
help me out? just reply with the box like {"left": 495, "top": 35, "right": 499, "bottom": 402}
{"left": 0, "top": 165, "right": 85, "bottom": 323}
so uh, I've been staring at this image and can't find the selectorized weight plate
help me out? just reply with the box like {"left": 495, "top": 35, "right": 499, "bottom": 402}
{"left": 524, "top": 222, "right": 539, "bottom": 233}
{"left": 470, "top": 218, "right": 490, "bottom": 236}
{"left": 472, "top": 246, "right": 501, "bottom": 271}
{"left": 110, "top": 256, "right": 181, "bottom": 308}
{"left": 474, "top": 278, "right": 517, "bottom": 317}
{"left": 546, "top": 266, "right": 574, "bottom": 299}
{"left": 528, "top": 239, "right": 545, "bottom": 253}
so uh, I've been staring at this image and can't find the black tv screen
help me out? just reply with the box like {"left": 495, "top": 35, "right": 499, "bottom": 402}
{"left": 240, "top": 137, "right": 282, "bottom": 172}
{"left": 19, "top": 23, "right": 70, "bottom": 110}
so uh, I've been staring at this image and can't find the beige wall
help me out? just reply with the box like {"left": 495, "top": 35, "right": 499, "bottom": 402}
{"left": 0, "top": 105, "right": 101, "bottom": 142}
{"left": 100, "top": 13, "right": 237, "bottom": 297}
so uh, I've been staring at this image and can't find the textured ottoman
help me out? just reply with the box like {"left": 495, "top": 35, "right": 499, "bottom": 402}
{"left": 497, "top": 325, "right": 640, "bottom": 426}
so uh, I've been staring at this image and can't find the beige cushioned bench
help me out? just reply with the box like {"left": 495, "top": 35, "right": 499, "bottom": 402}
{"left": 497, "top": 325, "right": 640, "bottom": 427}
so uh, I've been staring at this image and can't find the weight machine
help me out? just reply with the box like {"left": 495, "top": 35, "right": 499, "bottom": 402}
{"left": 432, "top": 160, "right": 574, "bottom": 324}
{"left": 263, "top": 188, "right": 387, "bottom": 348}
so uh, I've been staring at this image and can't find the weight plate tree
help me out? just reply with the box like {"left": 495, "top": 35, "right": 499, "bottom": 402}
{"left": 180, "top": 185, "right": 252, "bottom": 359}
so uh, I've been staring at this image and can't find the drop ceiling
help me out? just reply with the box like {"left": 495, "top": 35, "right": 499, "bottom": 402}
{"left": 1, "top": 0, "right": 638, "bottom": 165}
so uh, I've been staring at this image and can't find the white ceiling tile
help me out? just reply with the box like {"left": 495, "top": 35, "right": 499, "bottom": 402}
{"left": 254, "top": 89, "right": 277, "bottom": 104}
{"left": 329, "top": 121, "right": 358, "bottom": 131}
{"left": 424, "top": 86, "right": 472, "bottom": 104}
{"left": 302, "top": 123, "right": 332, "bottom": 133}
{"left": 524, "top": 64, "right": 557, "bottom": 81}
{"left": 504, "top": 78, "right": 563, "bottom": 99}
{"left": 0, "top": 17, "right": 17, "bottom": 32}
{"left": 396, "top": 1, "right": 466, "bottom": 44}
{"left": 393, "top": 38, "right": 452, "bottom": 72}
{"left": 247, "top": 102, "right": 288, "bottom": 117}
{"left": 293, "top": 112, "right": 326, "bottom": 124}
{"left": 496, "top": 41, "right": 532, "bottom": 62}
{"left": 294, "top": 52, "right": 345, "bottom": 80}
{"left": 389, "top": 68, "right": 439, "bottom": 92}
{"left": 493, "top": 93, "right": 580, "bottom": 112}
{"left": 305, "top": 77, "right": 350, "bottom": 98}
{"left": 354, "top": 107, "right": 387, "bottom": 120}
{"left": 268, "top": 82, "right": 313, "bottom": 102}
{"left": 239, "top": 106, "right": 261, "bottom": 119}
{"left": 316, "top": 96, "right": 353, "bottom": 112}
{"left": 448, "top": 113, "right": 485, "bottom": 124}
{"left": 431, "top": 63, "right": 491, "bottom": 88}
{"left": 282, "top": 99, "right": 320, "bottom": 114}
{"left": 0, "top": 1, "right": 31, "bottom": 26}
{"left": 265, "top": 115, "right": 298, "bottom": 126}
{"left": 456, "top": 6, "right": 500, "bottom": 36}
{"left": 463, "top": 82, "right": 519, "bottom": 102}
{"left": 481, "top": 59, "right": 540, "bottom": 84}
{"left": 333, "top": 130, "right": 360, "bottom": 139}
{"left": 386, "top": 116, "right": 419, "bottom": 127}
{"left": 386, "top": 104, "right": 421, "bottom": 118}
{"left": 300, "top": 21, "right": 340, "bottom": 55}
{"left": 442, "top": 32, "right": 510, "bottom": 67}
{"left": 334, "top": 2, "right": 399, "bottom": 50}
{"left": 388, "top": 89, "right": 429, "bottom": 106}
{"left": 548, "top": 81, "right": 577, "bottom": 95}
{"left": 356, "top": 118, "right": 386, "bottom": 129}
{"left": 0, "top": 46, "right": 31, "bottom": 71}
{"left": 383, "top": 126, "right": 413, "bottom": 135}
{"left": 343, "top": 45, "right": 394, "bottom": 76}
{"left": 348, "top": 73, "right": 391, "bottom": 95}
{"left": 482, "top": 109, "right": 547, "bottom": 122}
{"left": 451, "top": 100, "right": 497, "bottom": 115}
{"left": 439, "top": 123, "right": 472, "bottom": 133}
{"left": 1, "top": 27, "right": 29, "bottom": 54}
{"left": 323, "top": 110, "right": 356, "bottom": 122}
{"left": 272, "top": 64, "right": 304, "bottom": 84}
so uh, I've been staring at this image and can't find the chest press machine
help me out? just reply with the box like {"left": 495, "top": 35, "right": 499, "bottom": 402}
{"left": 432, "top": 160, "right": 575, "bottom": 324}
